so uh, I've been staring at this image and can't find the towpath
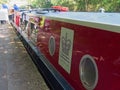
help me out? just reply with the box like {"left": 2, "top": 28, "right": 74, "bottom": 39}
{"left": 0, "top": 23, "right": 49, "bottom": 90}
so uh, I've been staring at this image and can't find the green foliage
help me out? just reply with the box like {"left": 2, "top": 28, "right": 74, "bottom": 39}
{"left": 28, "top": 0, "right": 52, "bottom": 8}
{"left": 0, "top": 0, "right": 8, "bottom": 4}
{"left": 29, "top": 0, "right": 120, "bottom": 12}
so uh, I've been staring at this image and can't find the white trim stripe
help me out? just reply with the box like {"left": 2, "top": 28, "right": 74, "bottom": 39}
{"left": 49, "top": 17, "right": 120, "bottom": 33}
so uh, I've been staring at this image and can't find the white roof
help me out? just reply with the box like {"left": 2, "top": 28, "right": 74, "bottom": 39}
{"left": 27, "top": 12, "right": 120, "bottom": 33}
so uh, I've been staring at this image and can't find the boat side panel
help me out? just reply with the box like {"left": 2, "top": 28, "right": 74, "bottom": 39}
{"left": 37, "top": 17, "right": 120, "bottom": 90}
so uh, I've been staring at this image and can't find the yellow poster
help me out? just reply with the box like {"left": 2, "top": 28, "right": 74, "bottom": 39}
{"left": 40, "top": 16, "right": 45, "bottom": 28}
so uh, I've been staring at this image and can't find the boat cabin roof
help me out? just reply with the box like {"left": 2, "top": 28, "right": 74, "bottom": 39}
{"left": 27, "top": 11, "right": 120, "bottom": 33}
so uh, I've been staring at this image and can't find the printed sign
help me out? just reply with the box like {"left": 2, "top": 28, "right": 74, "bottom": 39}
{"left": 59, "top": 27, "right": 74, "bottom": 74}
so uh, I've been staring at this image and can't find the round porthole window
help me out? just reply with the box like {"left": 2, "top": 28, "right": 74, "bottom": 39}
{"left": 49, "top": 36, "right": 55, "bottom": 56}
{"left": 79, "top": 54, "right": 98, "bottom": 90}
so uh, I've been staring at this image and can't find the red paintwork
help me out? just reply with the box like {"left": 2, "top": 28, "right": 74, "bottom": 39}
{"left": 37, "top": 19, "right": 120, "bottom": 90}
{"left": 14, "top": 12, "right": 120, "bottom": 90}
{"left": 14, "top": 11, "right": 20, "bottom": 27}
{"left": 52, "top": 6, "right": 69, "bottom": 12}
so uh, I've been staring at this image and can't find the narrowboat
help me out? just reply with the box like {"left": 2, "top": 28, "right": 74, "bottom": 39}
{"left": 11, "top": 8, "right": 120, "bottom": 90}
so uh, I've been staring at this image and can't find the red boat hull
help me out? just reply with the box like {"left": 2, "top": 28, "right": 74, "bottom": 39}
{"left": 36, "top": 18, "right": 120, "bottom": 90}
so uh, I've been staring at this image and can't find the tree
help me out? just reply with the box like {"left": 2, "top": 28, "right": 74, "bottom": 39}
{"left": 28, "top": 0, "right": 120, "bottom": 12}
